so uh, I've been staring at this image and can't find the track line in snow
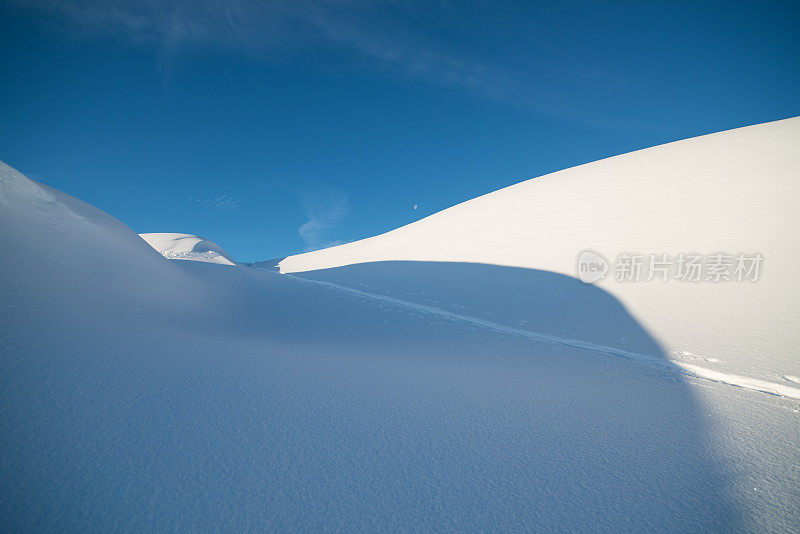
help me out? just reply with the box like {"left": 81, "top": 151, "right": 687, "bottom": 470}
{"left": 286, "top": 274, "right": 800, "bottom": 401}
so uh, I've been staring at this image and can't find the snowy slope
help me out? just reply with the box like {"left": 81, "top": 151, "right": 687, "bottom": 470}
{"left": 280, "top": 118, "right": 800, "bottom": 386}
{"left": 140, "top": 232, "right": 237, "bottom": 265}
{"left": 0, "top": 161, "right": 204, "bottom": 313}
{"left": 2, "top": 159, "right": 799, "bottom": 531}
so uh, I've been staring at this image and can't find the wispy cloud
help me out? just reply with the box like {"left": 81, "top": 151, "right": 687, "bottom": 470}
{"left": 189, "top": 194, "right": 242, "bottom": 210}
{"left": 298, "top": 186, "right": 349, "bottom": 252}
{"left": 7, "top": 0, "right": 634, "bottom": 126}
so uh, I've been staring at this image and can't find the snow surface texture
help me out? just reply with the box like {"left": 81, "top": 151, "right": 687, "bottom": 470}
{"left": 279, "top": 118, "right": 800, "bottom": 390}
{"left": 140, "top": 232, "right": 236, "bottom": 265}
{"left": 2, "top": 132, "right": 800, "bottom": 531}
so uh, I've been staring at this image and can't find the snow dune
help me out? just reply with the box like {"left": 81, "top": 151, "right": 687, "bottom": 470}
{"left": 0, "top": 161, "right": 202, "bottom": 312}
{"left": 280, "top": 117, "right": 800, "bottom": 386}
{"left": 2, "top": 126, "right": 799, "bottom": 531}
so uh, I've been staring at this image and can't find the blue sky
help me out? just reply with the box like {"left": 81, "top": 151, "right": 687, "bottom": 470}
{"left": 1, "top": 1, "right": 798, "bottom": 262}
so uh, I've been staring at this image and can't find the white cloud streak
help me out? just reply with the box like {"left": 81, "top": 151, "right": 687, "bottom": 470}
{"left": 189, "top": 194, "right": 242, "bottom": 209}
{"left": 298, "top": 187, "right": 349, "bottom": 252}
{"left": 7, "top": 0, "right": 633, "bottom": 125}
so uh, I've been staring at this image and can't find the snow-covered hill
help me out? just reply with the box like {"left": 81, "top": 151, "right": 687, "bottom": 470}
{"left": 0, "top": 161, "right": 203, "bottom": 313}
{"left": 140, "top": 232, "right": 236, "bottom": 265}
{"left": 280, "top": 117, "right": 800, "bottom": 387}
{"left": 2, "top": 141, "right": 799, "bottom": 531}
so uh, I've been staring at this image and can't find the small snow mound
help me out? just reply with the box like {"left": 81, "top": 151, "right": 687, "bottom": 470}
{"left": 140, "top": 233, "right": 236, "bottom": 265}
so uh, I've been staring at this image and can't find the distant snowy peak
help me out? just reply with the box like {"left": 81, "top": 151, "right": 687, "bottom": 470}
{"left": 140, "top": 233, "right": 236, "bottom": 265}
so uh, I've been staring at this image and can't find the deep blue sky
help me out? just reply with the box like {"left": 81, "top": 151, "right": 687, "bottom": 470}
{"left": 2, "top": 1, "right": 799, "bottom": 262}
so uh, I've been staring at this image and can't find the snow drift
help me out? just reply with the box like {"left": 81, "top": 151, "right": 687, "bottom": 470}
{"left": 0, "top": 161, "right": 204, "bottom": 315}
{"left": 0, "top": 160, "right": 749, "bottom": 531}
{"left": 140, "top": 232, "right": 236, "bottom": 265}
{"left": 280, "top": 117, "right": 800, "bottom": 384}
{"left": 2, "top": 155, "right": 800, "bottom": 530}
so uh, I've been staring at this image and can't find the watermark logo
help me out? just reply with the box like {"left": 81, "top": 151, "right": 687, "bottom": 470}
{"left": 576, "top": 250, "right": 763, "bottom": 284}
{"left": 576, "top": 249, "right": 609, "bottom": 284}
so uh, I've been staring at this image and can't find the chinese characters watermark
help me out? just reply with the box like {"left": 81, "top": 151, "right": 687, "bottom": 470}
{"left": 576, "top": 250, "right": 762, "bottom": 284}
